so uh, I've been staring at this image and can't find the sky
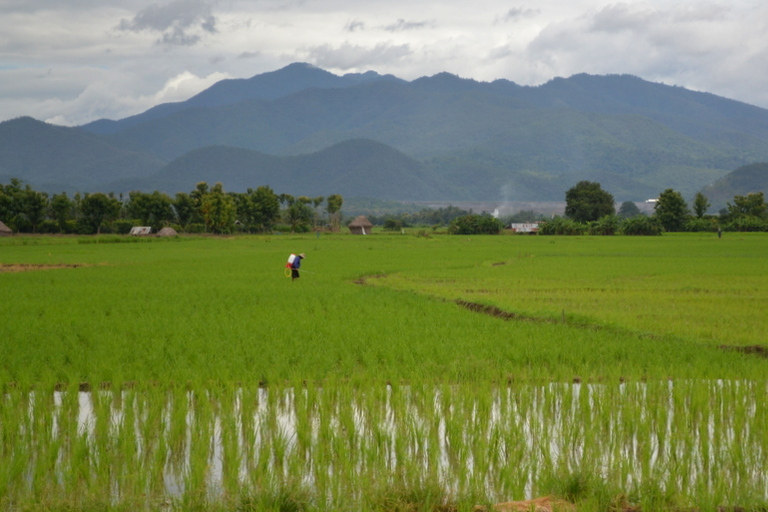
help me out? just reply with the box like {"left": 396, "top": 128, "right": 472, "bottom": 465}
{"left": 2, "top": 0, "right": 767, "bottom": 126}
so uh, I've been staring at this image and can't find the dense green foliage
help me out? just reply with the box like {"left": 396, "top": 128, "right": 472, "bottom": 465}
{"left": 0, "top": 179, "right": 341, "bottom": 235}
{"left": 372, "top": 205, "right": 472, "bottom": 228}
{"left": 654, "top": 189, "right": 690, "bottom": 231}
{"left": 564, "top": 181, "right": 615, "bottom": 222}
{"left": 620, "top": 215, "right": 664, "bottom": 235}
{"left": 448, "top": 214, "right": 504, "bottom": 234}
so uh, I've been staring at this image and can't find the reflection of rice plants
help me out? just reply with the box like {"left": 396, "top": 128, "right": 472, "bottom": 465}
{"left": 3, "top": 380, "right": 767, "bottom": 510}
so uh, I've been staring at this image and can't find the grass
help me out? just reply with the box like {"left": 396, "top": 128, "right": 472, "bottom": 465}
{"left": 1, "top": 232, "right": 768, "bottom": 510}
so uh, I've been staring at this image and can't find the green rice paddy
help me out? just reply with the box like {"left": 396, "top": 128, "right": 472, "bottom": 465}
{"left": 1, "top": 232, "right": 767, "bottom": 511}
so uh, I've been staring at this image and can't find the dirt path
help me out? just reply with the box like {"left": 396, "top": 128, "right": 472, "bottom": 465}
{"left": 0, "top": 263, "right": 86, "bottom": 273}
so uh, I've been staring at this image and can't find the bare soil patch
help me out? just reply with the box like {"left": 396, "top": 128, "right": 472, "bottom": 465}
{"left": 0, "top": 263, "right": 86, "bottom": 273}
{"left": 353, "top": 274, "right": 387, "bottom": 285}
{"left": 475, "top": 497, "right": 576, "bottom": 512}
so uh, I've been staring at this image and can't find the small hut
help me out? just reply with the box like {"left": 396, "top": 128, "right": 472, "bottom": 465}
{"left": 156, "top": 227, "right": 178, "bottom": 237}
{"left": 348, "top": 215, "right": 373, "bottom": 235}
{"left": 0, "top": 220, "right": 12, "bottom": 236}
{"left": 129, "top": 226, "right": 152, "bottom": 236}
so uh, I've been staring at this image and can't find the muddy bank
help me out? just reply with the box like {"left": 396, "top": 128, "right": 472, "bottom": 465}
{"left": 0, "top": 263, "right": 86, "bottom": 273}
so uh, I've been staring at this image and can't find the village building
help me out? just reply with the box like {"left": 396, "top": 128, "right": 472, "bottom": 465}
{"left": 348, "top": 216, "right": 373, "bottom": 235}
{"left": 507, "top": 222, "right": 540, "bottom": 234}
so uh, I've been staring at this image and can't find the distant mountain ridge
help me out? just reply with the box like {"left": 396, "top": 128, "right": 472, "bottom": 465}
{"left": 83, "top": 63, "right": 402, "bottom": 135}
{"left": 2, "top": 62, "right": 768, "bottom": 202}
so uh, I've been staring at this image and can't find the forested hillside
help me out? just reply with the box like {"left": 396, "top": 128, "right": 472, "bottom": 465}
{"left": 700, "top": 163, "right": 768, "bottom": 209}
{"left": 105, "top": 139, "right": 449, "bottom": 200}
{"left": 2, "top": 63, "right": 768, "bottom": 201}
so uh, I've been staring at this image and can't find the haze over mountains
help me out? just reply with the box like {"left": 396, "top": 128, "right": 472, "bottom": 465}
{"left": 2, "top": 62, "right": 768, "bottom": 204}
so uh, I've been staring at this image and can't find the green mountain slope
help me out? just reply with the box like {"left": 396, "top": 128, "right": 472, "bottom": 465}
{"left": 105, "top": 139, "right": 450, "bottom": 200}
{"left": 700, "top": 162, "right": 768, "bottom": 209}
{"left": 0, "top": 117, "right": 165, "bottom": 193}
{"left": 97, "top": 69, "right": 768, "bottom": 200}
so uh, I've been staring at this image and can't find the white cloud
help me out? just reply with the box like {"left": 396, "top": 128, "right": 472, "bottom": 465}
{"left": 0, "top": 68, "right": 231, "bottom": 126}
{"left": 1, "top": 0, "right": 768, "bottom": 126}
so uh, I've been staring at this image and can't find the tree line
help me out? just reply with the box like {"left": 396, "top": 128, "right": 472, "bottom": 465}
{"left": 0, "top": 179, "right": 343, "bottom": 235}
{"left": 544, "top": 181, "right": 768, "bottom": 235}
{"left": 437, "top": 181, "right": 768, "bottom": 236}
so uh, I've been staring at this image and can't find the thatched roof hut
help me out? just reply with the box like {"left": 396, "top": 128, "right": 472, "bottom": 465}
{"left": 156, "top": 227, "right": 178, "bottom": 237}
{"left": 348, "top": 215, "right": 373, "bottom": 235}
{"left": 0, "top": 220, "right": 12, "bottom": 236}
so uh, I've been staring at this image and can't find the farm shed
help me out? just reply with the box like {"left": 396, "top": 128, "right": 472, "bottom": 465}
{"left": 129, "top": 226, "right": 152, "bottom": 236}
{"left": 348, "top": 216, "right": 373, "bottom": 235}
{"left": 0, "top": 220, "right": 11, "bottom": 236}
{"left": 156, "top": 227, "right": 178, "bottom": 237}
{"left": 508, "top": 222, "right": 540, "bottom": 234}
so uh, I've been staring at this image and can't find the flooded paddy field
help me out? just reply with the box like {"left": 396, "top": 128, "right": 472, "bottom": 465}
{"left": 3, "top": 380, "right": 767, "bottom": 511}
{"left": 1, "top": 233, "right": 767, "bottom": 510}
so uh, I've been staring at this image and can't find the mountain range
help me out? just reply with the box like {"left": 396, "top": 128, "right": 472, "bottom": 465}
{"left": 1, "top": 62, "right": 768, "bottom": 203}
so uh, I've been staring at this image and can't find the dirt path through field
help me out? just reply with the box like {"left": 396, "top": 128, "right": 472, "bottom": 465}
{"left": 0, "top": 263, "right": 86, "bottom": 273}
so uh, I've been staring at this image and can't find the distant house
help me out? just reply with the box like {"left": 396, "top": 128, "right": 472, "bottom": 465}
{"left": 0, "top": 220, "right": 12, "bottom": 236}
{"left": 129, "top": 226, "right": 152, "bottom": 236}
{"left": 508, "top": 222, "right": 540, "bottom": 234}
{"left": 348, "top": 216, "right": 373, "bottom": 235}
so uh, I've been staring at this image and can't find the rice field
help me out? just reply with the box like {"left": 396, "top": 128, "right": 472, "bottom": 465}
{"left": 1, "top": 232, "right": 767, "bottom": 511}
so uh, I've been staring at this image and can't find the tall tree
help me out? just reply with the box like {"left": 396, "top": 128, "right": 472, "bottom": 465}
{"left": 618, "top": 201, "right": 642, "bottom": 219}
{"left": 727, "top": 192, "right": 766, "bottom": 219}
{"left": 250, "top": 186, "right": 281, "bottom": 233}
{"left": 285, "top": 196, "right": 313, "bottom": 233}
{"left": 326, "top": 194, "right": 343, "bottom": 232}
{"left": 126, "top": 191, "right": 173, "bottom": 230}
{"left": 49, "top": 192, "right": 74, "bottom": 233}
{"left": 564, "top": 181, "right": 615, "bottom": 223}
{"left": 692, "top": 192, "right": 711, "bottom": 219}
{"left": 21, "top": 186, "right": 48, "bottom": 233}
{"left": 654, "top": 189, "right": 689, "bottom": 232}
{"left": 80, "top": 193, "right": 121, "bottom": 234}
{"left": 200, "top": 183, "right": 236, "bottom": 234}
{"left": 312, "top": 196, "right": 325, "bottom": 230}
{"left": 173, "top": 192, "right": 196, "bottom": 229}
{"left": 0, "top": 179, "right": 24, "bottom": 229}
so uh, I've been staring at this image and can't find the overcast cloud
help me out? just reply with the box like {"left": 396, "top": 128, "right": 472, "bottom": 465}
{"left": 1, "top": 0, "right": 767, "bottom": 126}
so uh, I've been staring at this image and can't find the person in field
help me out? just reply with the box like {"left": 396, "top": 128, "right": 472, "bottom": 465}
{"left": 286, "top": 253, "right": 305, "bottom": 281}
